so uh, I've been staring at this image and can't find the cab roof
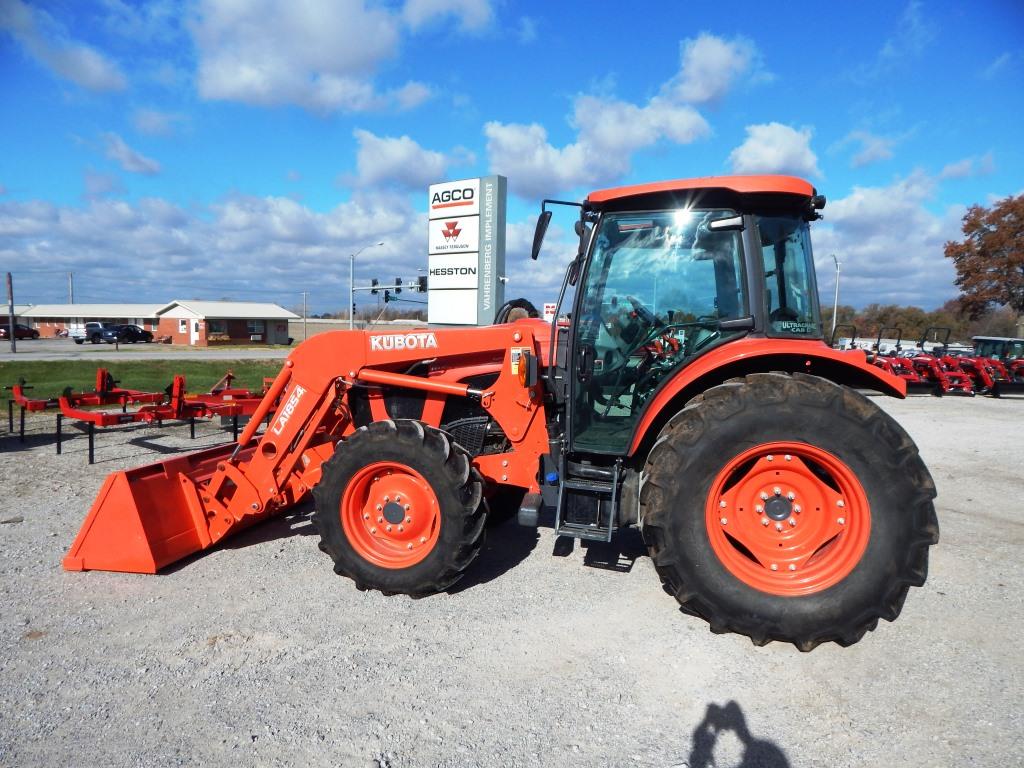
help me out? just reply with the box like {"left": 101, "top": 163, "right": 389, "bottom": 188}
{"left": 587, "top": 175, "right": 815, "bottom": 205}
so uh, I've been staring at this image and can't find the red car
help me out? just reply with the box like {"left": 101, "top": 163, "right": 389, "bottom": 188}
{"left": 0, "top": 323, "right": 40, "bottom": 340}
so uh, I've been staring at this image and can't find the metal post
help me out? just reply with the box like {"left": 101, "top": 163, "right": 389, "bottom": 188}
{"left": 56, "top": 414, "right": 62, "bottom": 455}
{"left": 88, "top": 423, "right": 95, "bottom": 465}
{"left": 232, "top": 414, "right": 239, "bottom": 441}
{"left": 6, "top": 272, "right": 16, "bottom": 354}
{"left": 349, "top": 242, "right": 384, "bottom": 330}
{"left": 19, "top": 406, "right": 25, "bottom": 442}
{"left": 301, "top": 291, "right": 308, "bottom": 341}
{"left": 68, "top": 272, "right": 74, "bottom": 304}
{"left": 830, "top": 254, "right": 841, "bottom": 340}
{"left": 190, "top": 417, "right": 195, "bottom": 439}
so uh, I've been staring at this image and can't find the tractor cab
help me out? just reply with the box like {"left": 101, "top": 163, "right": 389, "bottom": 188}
{"left": 535, "top": 176, "right": 827, "bottom": 457}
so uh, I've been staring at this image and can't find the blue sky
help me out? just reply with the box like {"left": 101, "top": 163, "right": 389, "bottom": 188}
{"left": 1, "top": 0, "right": 1022, "bottom": 314}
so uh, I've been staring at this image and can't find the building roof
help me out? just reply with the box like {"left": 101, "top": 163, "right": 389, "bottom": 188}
{"left": 157, "top": 300, "right": 299, "bottom": 320}
{"left": 11, "top": 304, "right": 33, "bottom": 315}
{"left": 587, "top": 175, "right": 815, "bottom": 204}
{"left": 23, "top": 303, "right": 164, "bottom": 318}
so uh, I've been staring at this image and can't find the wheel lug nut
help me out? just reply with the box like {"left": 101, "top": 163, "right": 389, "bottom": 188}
{"left": 770, "top": 563, "right": 778, "bottom": 571}
{"left": 377, "top": 516, "right": 383, "bottom": 523}
{"left": 760, "top": 492, "right": 769, "bottom": 501}
{"left": 383, "top": 496, "right": 390, "bottom": 502}
{"left": 405, "top": 516, "right": 412, "bottom": 524}
{"left": 773, "top": 487, "right": 781, "bottom": 496}
{"left": 386, "top": 525, "right": 392, "bottom": 532}
{"left": 793, "top": 505, "right": 801, "bottom": 513}
{"left": 789, "top": 518, "right": 797, "bottom": 527}
{"left": 766, "top": 455, "right": 774, "bottom": 462}
{"left": 403, "top": 504, "right": 410, "bottom": 512}
{"left": 788, "top": 564, "right": 796, "bottom": 571}
{"left": 784, "top": 455, "right": 791, "bottom": 462}
{"left": 398, "top": 525, "right": 404, "bottom": 532}
{"left": 755, "top": 504, "right": 764, "bottom": 513}
{"left": 719, "top": 500, "right": 727, "bottom": 508}
{"left": 837, "top": 499, "right": 845, "bottom": 508}
{"left": 407, "top": 543, "right": 413, "bottom": 550}
{"left": 720, "top": 517, "right": 728, "bottom": 525}
{"left": 363, "top": 513, "right": 369, "bottom": 520}
{"left": 375, "top": 504, "right": 383, "bottom": 512}
{"left": 837, "top": 517, "right": 845, "bottom": 525}
{"left": 775, "top": 522, "right": 783, "bottom": 531}
{"left": 419, "top": 536, "right": 426, "bottom": 543}
{"left": 395, "top": 495, "right": 401, "bottom": 502}
{"left": 370, "top": 527, "right": 377, "bottom": 534}
{"left": 761, "top": 517, "right": 770, "bottom": 526}
{"left": 787, "top": 492, "right": 795, "bottom": 500}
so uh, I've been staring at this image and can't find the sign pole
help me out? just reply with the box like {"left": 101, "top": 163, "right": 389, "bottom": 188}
{"left": 6, "top": 272, "right": 16, "bottom": 354}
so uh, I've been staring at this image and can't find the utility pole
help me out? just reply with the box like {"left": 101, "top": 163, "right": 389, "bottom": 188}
{"left": 301, "top": 291, "right": 308, "bottom": 341}
{"left": 68, "top": 272, "right": 74, "bottom": 304}
{"left": 349, "top": 241, "right": 384, "bottom": 330}
{"left": 830, "top": 254, "right": 841, "bottom": 339}
{"left": 6, "top": 272, "right": 16, "bottom": 353}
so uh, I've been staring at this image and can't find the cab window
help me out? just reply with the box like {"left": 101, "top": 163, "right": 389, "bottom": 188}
{"left": 757, "top": 216, "right": 821, "bottom": 337}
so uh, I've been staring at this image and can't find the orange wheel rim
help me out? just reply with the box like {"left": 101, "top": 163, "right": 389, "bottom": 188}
{"left": 341, "top": 461, "right": 440, "bottom": 569}
{"left": 705, "top": 442, "right": 870, "bottom": 596}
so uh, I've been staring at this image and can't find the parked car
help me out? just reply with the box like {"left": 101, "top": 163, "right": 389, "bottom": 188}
{"left": 0, "top": 323, "right": 40, "bottom": 340}
{"left": 71, "top": 322, "right": 116, "bottom": 344}
{"left": 100, "top": 324, "right": 154, "bottom": 344}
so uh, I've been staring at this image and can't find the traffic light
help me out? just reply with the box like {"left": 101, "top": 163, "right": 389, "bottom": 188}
{"left": 352, "top": 302, "right": 356, "bottom": 316}
{"left": 417, "top": 275, "right": 427, "bottom": 293}
{"left": 370, "top": 278, "right": 379, "bottom": 295}
{"left": 383, "top": 289, "right": 391, "bottom": 303}
{"left": 395, "top": 277, "right": 402, "bottom": 294}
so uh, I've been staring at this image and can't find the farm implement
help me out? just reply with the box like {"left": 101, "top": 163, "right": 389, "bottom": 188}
{"left": 5, "top": 368, "right": 272, "bottom": 463}
{"left": 60, "top": 175, "right": 939, "bottom": 651}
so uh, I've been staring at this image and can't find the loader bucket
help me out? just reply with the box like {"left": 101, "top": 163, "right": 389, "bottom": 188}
{"left": 62, "top": 442, "right": 251, "bottom": 574}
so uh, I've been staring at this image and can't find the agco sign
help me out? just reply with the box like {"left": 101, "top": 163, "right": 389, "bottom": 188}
{"left": 431, "top": 188, "right": 475, "bottom": 209}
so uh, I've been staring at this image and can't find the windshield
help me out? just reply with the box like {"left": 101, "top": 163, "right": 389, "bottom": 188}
{"left": 757, "top": 215, "right": 821, "bottom": 336}
{"left": 572, "top": 208, "right": 747, "bottom": 453}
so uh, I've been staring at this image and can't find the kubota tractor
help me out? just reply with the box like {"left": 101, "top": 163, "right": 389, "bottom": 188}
{"left": 63, "top": 175, "right": 938, "bottom": 651}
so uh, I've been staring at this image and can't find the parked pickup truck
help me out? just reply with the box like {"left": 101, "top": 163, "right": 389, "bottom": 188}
{"left": 70, "top": 322, "right": 116, "bottom": 344}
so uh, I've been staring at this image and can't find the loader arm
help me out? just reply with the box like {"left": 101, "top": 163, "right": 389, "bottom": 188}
{"left": 64, "top": 326, "right": 552, "bottom": 573}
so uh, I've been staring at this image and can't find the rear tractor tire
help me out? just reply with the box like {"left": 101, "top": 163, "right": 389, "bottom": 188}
{"left": 311, "top": 420, "right": 487, "bottom": 597}
{"left": 640, "top": 372, "right": 938, "bottom": 651}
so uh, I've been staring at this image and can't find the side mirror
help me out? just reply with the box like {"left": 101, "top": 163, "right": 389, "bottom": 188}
{"left": 531, "top": 210, "right": 553, "bottom": 261}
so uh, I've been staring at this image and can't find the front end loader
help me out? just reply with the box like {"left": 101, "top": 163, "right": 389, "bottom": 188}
{"left": 64, "top": 175, "right": 938, "bottom": 650}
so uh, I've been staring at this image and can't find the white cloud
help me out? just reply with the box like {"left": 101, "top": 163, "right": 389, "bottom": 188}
{"left": 132, "top": 108, "right": 187, "bottom": 137}
{"left": 728, "top": 123, "right": 821, "bottom": 178}
{"left": 192, "top": 0, "right": 427, "bottom": 113}
{"left": 811, "top": 171, "right": 961, "bottom": 308}
{"left": 103, "top": 133, "right": 162, "bottom": 175}
{"left": 981, "top": 52, "right": 1013, "bottom": 80}
{"left": 939, "top": 152, "right": 996, "bottom": 180}
{"left": 402, "top": 0, "right": 492, "bottom": 32}
{"left": 837, "top": 130, "right": 897, "bottom": 168}
{"left": 0, "top": 0, "right": 127, "bottom": 91}
{"left": 664, "top": 32, "right": 760, "bottom": 104}
{"left": 0, "top": 191, "right": 430, "bottom": 311}
{"left": 83, "top": 170, "right": 124, "bottom": 200}
{"left": 852, "top": 1, "right": 935, "bottom": 82}
{"left": 517, "top": 16, "right": 537, "bottom": 44}
{"left": 486, "top": 35, "right": 731, "bottom": 199}
{"left": 351, "top": 129, "right": 467, "bottom": 189}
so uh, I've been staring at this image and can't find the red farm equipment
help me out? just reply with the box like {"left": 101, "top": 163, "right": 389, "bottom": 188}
{"left": 953, "top": 337, "right": 1024, "bottom": 397}
{"left": 869, "top": 327, "right": 941, "bottom": 396}
{"left": 906, "top": 328, "right": 974, "bottom": 396}
{"left": 62, "top": 175, "right": 939, "bottom": 651}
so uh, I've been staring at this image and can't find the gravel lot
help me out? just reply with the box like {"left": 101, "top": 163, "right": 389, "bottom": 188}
{"left": 1, "top": 394, "right": 1021, "bottom": 767}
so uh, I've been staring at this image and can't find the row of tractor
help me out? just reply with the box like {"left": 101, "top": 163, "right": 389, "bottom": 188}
{"left": 833, "top": 326, "right": 1024, "bottom": 398}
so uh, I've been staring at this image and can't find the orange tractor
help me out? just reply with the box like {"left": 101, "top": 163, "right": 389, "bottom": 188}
{"left": 63, "top": 176, "right": 938, "bottom": 650}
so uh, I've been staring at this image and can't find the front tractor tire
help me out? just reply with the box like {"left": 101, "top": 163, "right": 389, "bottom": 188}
{"left": 640, "top": 373, "right": 938, "bottom": 651}
{"left": 311, "top": 420, "right": 487, "bottom": 597}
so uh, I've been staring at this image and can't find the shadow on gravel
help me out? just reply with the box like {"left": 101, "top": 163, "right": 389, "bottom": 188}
{"left": 687, "top": 701, "right": 790, "bottom": 768}
{"left": 160, "top": 501, "right": 317, "bottom": 575}
{"left": 448, "top": 489, "right": 539, "bottom": 594}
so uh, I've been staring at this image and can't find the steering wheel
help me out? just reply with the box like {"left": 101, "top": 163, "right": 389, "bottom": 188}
{"left": 626, "top": 295, "right": 664, "bottom": 330}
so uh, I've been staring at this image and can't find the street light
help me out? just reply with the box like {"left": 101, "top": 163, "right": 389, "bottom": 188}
{"left": 349, "top": 241, "right": 384, "bottom": 330}
{"left": 830, "top": 254, "right": 841, "bottom": 339}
